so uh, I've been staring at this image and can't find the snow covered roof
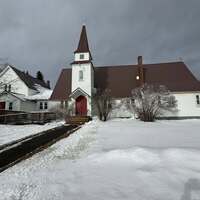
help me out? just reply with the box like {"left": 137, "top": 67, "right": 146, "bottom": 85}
{"left": 26, "top": 85, "right": 53, "bottom": 100}
{"left": 10, "top": 66, "right": 50, "bottom": 90}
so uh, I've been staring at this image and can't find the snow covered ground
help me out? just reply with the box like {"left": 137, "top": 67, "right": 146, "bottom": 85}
{"left": 0, "top": 121, "right": 64, "bottom": 146}
{"left": 1, "top": 119, "right": 200, "bottom": 200}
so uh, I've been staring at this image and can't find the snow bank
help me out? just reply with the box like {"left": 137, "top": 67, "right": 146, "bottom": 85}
{"left": 0, "top": 120, "right": 64, "bottom": 145}
{"left": 0, "top": 119, "right": 200, "bottom": 200}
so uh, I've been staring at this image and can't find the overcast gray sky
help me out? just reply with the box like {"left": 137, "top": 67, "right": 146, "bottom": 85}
{"left": 0, "top": 0, "right": 200, "bottom": 87}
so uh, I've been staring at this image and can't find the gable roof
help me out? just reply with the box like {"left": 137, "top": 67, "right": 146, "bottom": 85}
{"left": 50, "top": 68, "right": 72, "bottom": 101}
{"left": 69, "top": 87, "right": 90, "bottom": 99}
{"left": 10, "top": 66, "right": 50, "bottom": 90}
{"left": 95, "top": 62, "right": 200, "bottom": 98}
{"left": 143, "top": 62, "right": 200, "bottom": 92}
{"left": 50, "top": 61, "right": 200, "bottom": 100}
{"left": 94, "top": 65, "right": 139, "bottom": 98}
{"left": 74, "top": 25, "right": 90, "bottom": 54}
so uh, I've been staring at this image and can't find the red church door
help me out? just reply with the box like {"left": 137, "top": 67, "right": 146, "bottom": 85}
{"left": 76, "top": 96, "right": 87, "bottom": 116}
{"left": 0, "top": 102, "right": 5, "bottom": 110}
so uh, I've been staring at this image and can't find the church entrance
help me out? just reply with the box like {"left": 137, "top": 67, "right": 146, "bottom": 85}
{"left": 75, "top": 96, "right": 87, "bottom": 116}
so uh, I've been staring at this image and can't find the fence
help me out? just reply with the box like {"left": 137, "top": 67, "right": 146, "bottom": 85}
{"left": 0, "top": 111, "right": 56, "bottom": 125}
{"left": 0, "top": 110, "right": 26, "bottom": 115}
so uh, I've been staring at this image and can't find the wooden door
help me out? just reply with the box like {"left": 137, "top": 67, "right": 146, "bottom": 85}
{"left": 0, "top": 102, "right": 5, "bottom": 110}
{"left": 76, "top": 96, "right": 87, "bottom": 116}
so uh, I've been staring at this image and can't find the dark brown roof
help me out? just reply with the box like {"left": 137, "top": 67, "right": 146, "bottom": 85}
{"left": 94, "top": 65, "right": 139, "bottom": 98}
{"left": 95, "top": 62, "right": 200, "bottom": 97}
{"left": 143, "top": 62, "right": 200, "bottom": 92}
{"left": 50, "top": 68, "right": 71, "bottom": 101}
{"left": 11, "top": 66, "right": 50, "bottom": 90}
{"left": 50, "top": 62, "right": 200, "bottom": 100}
{"left": 74, "top": 25, "right": 90, "bottom": 53}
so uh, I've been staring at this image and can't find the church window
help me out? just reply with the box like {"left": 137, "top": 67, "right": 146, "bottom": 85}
{"left": 196, "top": 95, "right": 200, "bottom": 105}
{"left": 80, "top": 54, "right": 84, "bottom": 59}
{"left": 79, "top": 70, "right": 84, "bottom": 81}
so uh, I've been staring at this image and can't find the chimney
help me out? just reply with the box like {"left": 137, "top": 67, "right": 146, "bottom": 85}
{"left": 137, "top": 56, "right": 145, "bottom": 86}
{"left": 47, "top": 80, "right": 50, "bottom": 89}
{"left": 138, "top": 56, "right": 143, "bottom": 65}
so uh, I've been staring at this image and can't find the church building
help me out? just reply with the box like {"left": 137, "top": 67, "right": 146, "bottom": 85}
{"left": 50, "top": 25, "right": 200, "bottom": 118}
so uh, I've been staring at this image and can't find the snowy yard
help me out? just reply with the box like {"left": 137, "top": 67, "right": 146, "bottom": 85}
{"left": 0, "top": 121, "right": 64, "bottom": 146}
{"left": 1, "top": 119, "right": 200, "bottom": 199}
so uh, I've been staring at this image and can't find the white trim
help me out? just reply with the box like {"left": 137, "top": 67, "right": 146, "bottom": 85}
{"left": 69, "top": 87, "right": 90, "bottom": 99}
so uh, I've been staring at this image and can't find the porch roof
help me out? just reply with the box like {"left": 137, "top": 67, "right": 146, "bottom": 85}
{"left": 69, "top": 87, "right": 90, "bottom": 99}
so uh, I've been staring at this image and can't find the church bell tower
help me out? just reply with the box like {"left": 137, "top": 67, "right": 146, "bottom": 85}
{"left": 70, "top": 25, "right": 94, "bottom": 116}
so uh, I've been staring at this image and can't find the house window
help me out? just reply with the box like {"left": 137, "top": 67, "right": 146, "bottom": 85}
{"left": 196, "top": 95, "right": 200, "bottom": 105}
{"left": 80, "top": 54, "right": 84, "bottom": 60}
{"left": 39, "top": 102, "right": 43, "bottom": 110}
{"left": 79, "top": 70, "right": 84, "bottom": 81}
{"left": 8, "top": 85, "right": 11, "bottom": 92}
{"left": 4, "top": 85, "right": 7, "bottom": 91}
{"left": 9, "top": 102, "right": 13, "bottom": 110}
{"left": 44, "top": 102, "right": 48, "bottom": 110}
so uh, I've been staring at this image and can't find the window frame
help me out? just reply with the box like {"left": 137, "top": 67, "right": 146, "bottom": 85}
{"left": 4, "top": 85, "right": 7, "bottom": 91}
{"left": 8, "top": 102, "right": 13, "bottom": 110}
{"left": 39, "top": 102, "right": 43, "bottom": 110}
{"left": 80, "top": 54, "right": 84, "bottom": 60}
{"left": 8, "top": 85, "right": 11, "bottom": 92}
{"left": 44, "top": 102, "right": 48, "bottom": 110}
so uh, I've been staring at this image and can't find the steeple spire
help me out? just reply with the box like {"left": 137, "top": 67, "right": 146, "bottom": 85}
{"left": 75, "top": 25, "right": 90, "bottom": 53}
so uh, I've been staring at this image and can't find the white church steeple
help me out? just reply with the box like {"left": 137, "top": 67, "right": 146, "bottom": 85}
{"left": 71, "top": 25, "right": 94, "bottom": 116}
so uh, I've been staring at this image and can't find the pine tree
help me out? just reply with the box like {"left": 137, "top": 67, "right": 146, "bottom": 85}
{"left": 36, "top": 71, "right": 44, "bottom": 81}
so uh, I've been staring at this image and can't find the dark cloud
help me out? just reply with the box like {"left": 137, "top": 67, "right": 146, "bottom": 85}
{"left": 0, "top": 0, "right": 200, "bottom": 86}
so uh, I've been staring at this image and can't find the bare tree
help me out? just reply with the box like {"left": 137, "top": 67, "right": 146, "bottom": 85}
{"left": 94, "top": 89, "right": 113, "bottom": 121}
{"left": 131, "top": 84, "right": 177, "bottom": 122}
{"left": 49, "top": 102, "right": 73, "bottom": 119}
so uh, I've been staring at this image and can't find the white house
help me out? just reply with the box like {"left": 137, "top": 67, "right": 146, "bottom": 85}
{"left": 50, "top": 25, "right": 200, "bottom": 119}
{"left": 0, "top": 65, "right": 55, "bottom": 112}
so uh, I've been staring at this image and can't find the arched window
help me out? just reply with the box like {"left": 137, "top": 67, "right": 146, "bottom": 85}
{"left": 79, "top": 70, "right": 83, "bottom": 81}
